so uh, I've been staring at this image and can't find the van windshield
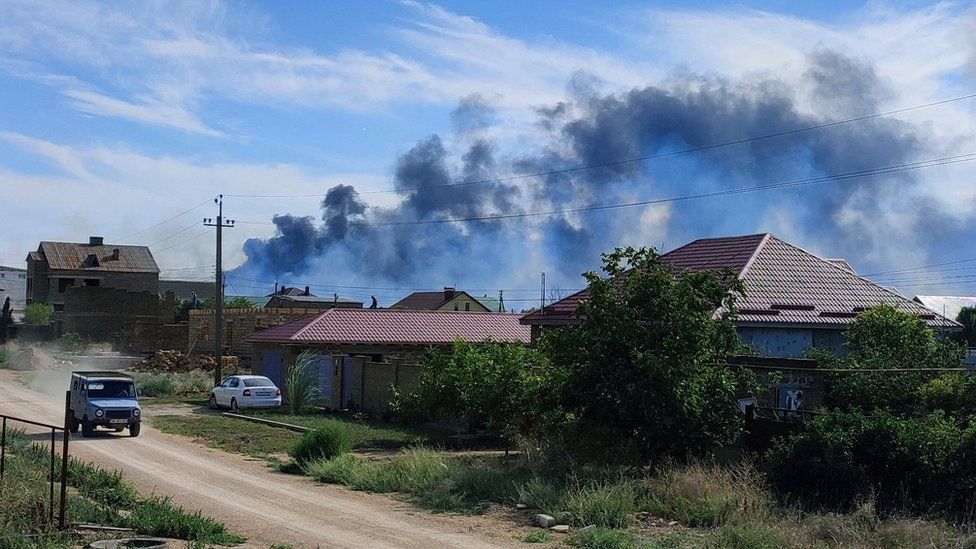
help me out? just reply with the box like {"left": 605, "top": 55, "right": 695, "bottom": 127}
{"left": 87, "top": 380, "right": 136, "bottom": 399}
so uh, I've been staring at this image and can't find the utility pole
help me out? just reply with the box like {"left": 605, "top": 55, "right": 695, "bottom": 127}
{"left": 541, "top": 272, "right": 546, "bottom": 315}
{"left": 204, "top": 195, "right": 234, "bottom": 387}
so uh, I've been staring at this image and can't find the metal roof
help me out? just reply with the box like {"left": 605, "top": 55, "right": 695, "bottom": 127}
{"left": 36, "top": 241, "right": 159, "bottom": 274}
{"left": 248, "top": 308, "right": 531, "bottom": 346}
{"left": 521, "top": 233, "right": 960, "bottom": 329}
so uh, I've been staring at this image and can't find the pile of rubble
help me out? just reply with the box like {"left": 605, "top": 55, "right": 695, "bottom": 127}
{"left": 5, "top": 347, "right": 73, "bottom": 371}
{"left": 131, "top": 350, "right": 239, "bottom": 372}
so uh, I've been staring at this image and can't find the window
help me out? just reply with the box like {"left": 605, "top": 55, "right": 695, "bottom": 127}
{"left": 18, "top": 274, "right": 25, "bottom": 279}
{"left": 87, "top": 380, "right": 135, "bottom": 398}
{"left": 464, "top": 302, "right": 471, "bottom": 311}
{"left": 83, "top": 279, "right": 101, "bottom": 287}
{"left": 243, "top": 378, "right": 274, "bottom": 388}
{"left": 228, "top": 378, "right": 240, "bottom": 388}
{"left": 26, "top": 278, "right": 32, "bottom": 292}
{"left": 453, "top": 303, "right": 459, "bottom": 311}
{"left": 0, "top": 273, "right": 5, "bottom": 278}
{"left": 58, "top": 278, "right": 75, "bottom": 292}
{"left": 53, "top": 304, "right": 64, "bottom": 312}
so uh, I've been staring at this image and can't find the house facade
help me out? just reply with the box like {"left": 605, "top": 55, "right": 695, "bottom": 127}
{"left": 391, "top": 287, "right": 492, "bottom": 312}
{"left": 521, "top": 233, "right": 960, "bottom": 358}
{"left": 247, "top": 308, "right": 531, "bottom": 415}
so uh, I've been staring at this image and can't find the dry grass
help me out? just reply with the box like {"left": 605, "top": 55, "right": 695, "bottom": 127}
{"left": 641, "top": 461, "right": 771, "bottom": 527}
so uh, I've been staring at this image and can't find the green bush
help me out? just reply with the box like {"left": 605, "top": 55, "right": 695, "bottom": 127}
{"left": 291, "top": 425, "right": 353, "bottom": 467}
{"left": 53, "top": 332, "right": 86, "bottom": 353}
{"left": 23, "top": 303, "right": 52, "bottom": 326}
{"left": 766, "top": 410, "right": 959, "bottom": 514}
{"left": 137, "top": 374, "right": 176, "bottom": 397}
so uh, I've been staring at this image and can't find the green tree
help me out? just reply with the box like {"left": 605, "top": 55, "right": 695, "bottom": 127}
{"left": 540, "top": 246, "right": 755, "bottom": 459}
{"left": 198, "top": 296, "right": 253, "bottom": 309}
{"left": 824, "top": 304, "right": 964, "bottom": 415}
{"left": 23, "top": 302, "right": 53, "bottom": 326}
{"left": 394, "top": 340, "right": 549, "bottom": 439}
{"left": 957, "top": 306, "right": 976, "bottom": 347}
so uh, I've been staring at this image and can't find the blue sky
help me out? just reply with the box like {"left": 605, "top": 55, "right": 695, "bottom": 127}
{"left": 2, "top": 1, "right": 975, "bottom": 303}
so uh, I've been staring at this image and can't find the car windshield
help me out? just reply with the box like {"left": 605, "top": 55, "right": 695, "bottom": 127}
{"left": 243, "top": 378, "right": 274, "bottom": 388}
{"left": 87, "top": 380, "right": 136, "bottom": 398}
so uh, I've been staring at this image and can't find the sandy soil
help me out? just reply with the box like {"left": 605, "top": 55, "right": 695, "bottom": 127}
{"left": 0, "top": 370, "right": 537, "bottom": 548}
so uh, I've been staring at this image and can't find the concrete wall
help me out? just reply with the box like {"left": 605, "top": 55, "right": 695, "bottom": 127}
{"left": 0, "top": 267, "right": 27, "bottom": 321}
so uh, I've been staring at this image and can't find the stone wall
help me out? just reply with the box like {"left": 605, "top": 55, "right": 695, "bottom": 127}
{"left": 62, "top": 286, "right": 173, "bottom": 343}
{"left": 189, "top": 308, "right": 322, "bottom": 358}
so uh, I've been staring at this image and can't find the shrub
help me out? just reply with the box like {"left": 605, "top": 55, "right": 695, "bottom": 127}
{"left": 765, "top": 410, "right": 958, "bottom": 513}
{"left": 23, "top": 303, "right": 52, "bottom": 326}
{"left": 137, "top": 374, "right": 176, "bottom": 397}
{"left": 522, "top": 531, "right": 552, "bottom": 543}
{"left": 53, "top": 332, "right": 86, "bottom": 353}
{"left": 284, "top": 350, "right": 318, "bottom": 414}
{"left": 517, "top": 478, "right": 566, "bottom": 516}
{"left": 291, "top": 425, "right": 353, "bottom": 467}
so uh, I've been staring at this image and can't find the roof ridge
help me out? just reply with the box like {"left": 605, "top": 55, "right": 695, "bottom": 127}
{"left": 736, "top": 233, "right": 771, "bottom": 279}
{"left": 291, "top": 309, "right": 334, "bottom": 340}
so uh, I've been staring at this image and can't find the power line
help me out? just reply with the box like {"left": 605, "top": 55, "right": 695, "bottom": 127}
{"left": 159, "top": 264, "right": 216, "bottom": 272}
{"left": 225, "top": 92, "right": 976, "bottom": 199}
{"left": 864, "top": 257, "right": 976, "bottom": 277}
{"left": 145, "top": 222, "right": 201, "bottom": 248}
{"left": 360, "top": 152, "right": 976, "bottom": 227}
{"left": 117, "top": 197, "right": 215, "bottom": 242}
{"left": 153, "top": 229, "right": 211, "bottom": 253}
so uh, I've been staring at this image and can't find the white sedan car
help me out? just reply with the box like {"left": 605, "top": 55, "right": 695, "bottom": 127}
{"left": 209, "top": 375, "right": 282, "bottom": 411}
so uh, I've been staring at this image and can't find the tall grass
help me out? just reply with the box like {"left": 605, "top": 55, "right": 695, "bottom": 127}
{"left": 284, "top": 350, "right": 318, "bottom": 414}
{"left": 290, "top": 424, "right": 353, "bottom": 467}
{"left": 134, "top": 370, "right": 211, "bottom": 398}
{"left": 640, "top": 461, "right": 771, "bottom": 527}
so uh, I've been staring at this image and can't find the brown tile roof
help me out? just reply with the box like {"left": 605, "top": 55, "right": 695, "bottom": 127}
{"left": 248, "top": 308, "right": 531, "bottom": 346}
{"left": 521, "top": 233, "right": 959, "bottom": 329}
{"left": 390, "top": 291, "right": 450, "bottom": 310}
{"left": 36, "top": 241, "right": 159, "bottom": 274}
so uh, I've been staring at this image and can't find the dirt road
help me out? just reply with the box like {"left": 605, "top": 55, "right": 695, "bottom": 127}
{"left": 0, "top": 371, "right": 518, "bottom": 548}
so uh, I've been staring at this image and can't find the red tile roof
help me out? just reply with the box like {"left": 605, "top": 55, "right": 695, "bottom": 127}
{"left": 248, "top": 308, "right": 531, "bottom": 346}
{"left": 521, "top": 233, "right": 959, "bottom": 329}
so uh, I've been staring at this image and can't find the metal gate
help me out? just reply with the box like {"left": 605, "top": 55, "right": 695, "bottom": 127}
{"left": 261, "top": 350, "right": 284, "bottom": 387}
{"left": 311, "top": 355, "right": 332, "bottom": 406}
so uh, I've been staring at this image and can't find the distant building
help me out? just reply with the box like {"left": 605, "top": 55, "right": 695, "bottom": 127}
{"left": 0, "top": 265, "right": 27, "bottom": 321}
{"left": 26, "top": 236, "right": 160, "bottom": 336}
{"left": 248, "top": 308, "right": 530, "bottom": 414}
{"left": 913, "top": 295, "right": 976, "bottom": 324}
{"left": 391, "top": 287, "right": 493, "bottom": 313}
{"left": 158, "top": 279, "right": 215, "bottom": 302}
{"left": 265, "top": 286, "right": 362, "bottom": 310}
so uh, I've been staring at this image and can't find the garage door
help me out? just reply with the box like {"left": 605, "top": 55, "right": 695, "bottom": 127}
{"left": 261, "top": 350, "right": 283, "bottom": 387}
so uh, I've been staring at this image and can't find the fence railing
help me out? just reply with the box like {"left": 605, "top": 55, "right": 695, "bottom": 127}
{"left": 0, "top": 393, "right": 70, "bottom": 529}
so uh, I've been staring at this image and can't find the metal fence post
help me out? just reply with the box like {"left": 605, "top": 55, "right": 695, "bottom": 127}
{"left": 0, "top": 417, "right": 6, "bottom": 490}
{"left": 60, "top": 391, "right": 70, "bottom": 529}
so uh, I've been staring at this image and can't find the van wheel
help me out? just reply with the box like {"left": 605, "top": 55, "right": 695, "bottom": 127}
{"left": 208, "top": 394, "right": 218, "bottom": 410}
{"left": 230, "top": 398, "right": 239, "bottom": 412}
{"left": 129, "top": 423, "right": 141, "bottom": 437}
{"left": 81, "top": 418, "right": 95, "bottom": 437}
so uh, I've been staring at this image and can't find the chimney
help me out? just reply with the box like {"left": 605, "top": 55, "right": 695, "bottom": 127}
{"left": 443, "top": 286, "right": 456, "bottom": 301}
{"left": 111, "top": 248, "right": 120, "bottom": 260}
{"left": 304, "top": 285, "right": 310, "bottom": 296}
{"left": 89, "top": 236, "right": 103, "bottom": 246}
